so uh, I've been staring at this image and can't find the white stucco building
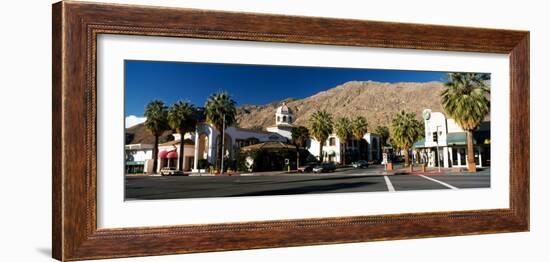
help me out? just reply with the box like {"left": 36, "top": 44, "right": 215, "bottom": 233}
{"left": 307, "top": 132, "right": 381, "bottom": 164}
{"left": 189, "top": 123, "right": 288, "bottom": 172}
{"left": 413, "top": 109, "right": 490, "bottom": 169}
{"left": 124, "top": 143, "right": 153, "bottom": 174}
{"left": 126, "top": 102, "right": 384, "bottom": 174}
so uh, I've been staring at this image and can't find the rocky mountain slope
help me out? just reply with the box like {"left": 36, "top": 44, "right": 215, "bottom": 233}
{"left": 126, "top": 81, "right": 449, "bottom": 144}
{"left": 236, "top": 81, "right": 446, "bottom": 130}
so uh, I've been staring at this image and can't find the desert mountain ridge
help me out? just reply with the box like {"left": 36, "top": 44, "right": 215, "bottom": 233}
{"left": 236, "top": 80, "right": 446, "bottom": 130}
{"left": 126, "top": 81, "right": 450, "bottom": 144}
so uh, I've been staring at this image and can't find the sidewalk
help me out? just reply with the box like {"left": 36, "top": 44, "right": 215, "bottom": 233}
{"left": 388, "top": 165, "right": 489, "bottom": 175}
{"left": 128, "top": 166, "right": 489, "bottom": 177}
{"left": 189, "top": 166, "right": 364, "bottom": 177}
{"left": 189, "top": 170, "right": 295, "bottom": 177}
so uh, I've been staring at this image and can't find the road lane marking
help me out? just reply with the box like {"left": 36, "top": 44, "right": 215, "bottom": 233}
{"left": 384, "top": 176, "right": 395, "bottom": 192}
{"left": 418, "top": 175, "right": 459, "bottom": 190}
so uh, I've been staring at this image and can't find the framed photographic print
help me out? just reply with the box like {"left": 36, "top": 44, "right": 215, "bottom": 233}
{"left": 52, "top": 1, "right": 529, "bottom": 261}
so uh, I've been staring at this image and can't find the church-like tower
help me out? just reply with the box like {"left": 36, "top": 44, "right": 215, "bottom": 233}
{"left": 266, "top": 102, "right": 294, "bottom": 140}
{"left": 275, "top": 102, "right": 293, "bottom": 126}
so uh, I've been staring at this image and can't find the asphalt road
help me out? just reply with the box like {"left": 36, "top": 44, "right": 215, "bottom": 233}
{"left": 125, "top": 167, "right": 491, "bottom": 200}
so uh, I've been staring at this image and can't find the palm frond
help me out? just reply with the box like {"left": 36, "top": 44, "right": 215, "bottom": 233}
{"left": 204, "top": 91, "right": 237, "bottom": 131}
{"left": 308, "top": 110, "right": 334, "bottom": 142}
{"left": 441, "top": 73, "right": 490, "bottom": 131}
{"left": 168, "top": 100, "right": 198, "bottom": 134}
{"left": 144, "top": 100, "right": 169, "bottom": 136}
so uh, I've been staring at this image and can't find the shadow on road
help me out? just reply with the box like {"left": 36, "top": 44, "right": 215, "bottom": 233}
{"left": 226, "top": 181, "right": 379, "bottom": 197}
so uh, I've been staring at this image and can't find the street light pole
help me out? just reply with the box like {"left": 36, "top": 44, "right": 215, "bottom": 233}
{"left": 220, "top": 113, "right": 225, "bottom": 174}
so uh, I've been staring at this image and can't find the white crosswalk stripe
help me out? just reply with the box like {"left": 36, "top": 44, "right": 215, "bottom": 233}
{"left": 384, "top": 176, "right": 395, "bottom": 192}
{"left": 418, "top": 175, "right": 459, "bottom": 190}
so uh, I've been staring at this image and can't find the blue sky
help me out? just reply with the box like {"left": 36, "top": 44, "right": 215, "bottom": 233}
{"left": 125, "top": 60, "right": 448, "bottom": 118}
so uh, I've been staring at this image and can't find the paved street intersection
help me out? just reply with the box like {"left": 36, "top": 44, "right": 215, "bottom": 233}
{"left": 125, "top": 166, "right": 490, "bottom": 200}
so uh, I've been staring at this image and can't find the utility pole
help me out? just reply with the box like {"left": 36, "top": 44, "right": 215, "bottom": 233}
{"left": 220, "top": 114, "right": 225, "bottom": 174}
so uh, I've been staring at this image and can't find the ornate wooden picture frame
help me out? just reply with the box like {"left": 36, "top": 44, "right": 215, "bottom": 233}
{"left": 52, "top": 1, "right": 529, "bottom": 261}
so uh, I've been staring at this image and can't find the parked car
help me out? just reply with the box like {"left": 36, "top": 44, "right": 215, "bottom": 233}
{"left": 297, "top": 162, "right": 318, "bottom": 173}
{"left": 159, "top": 167, "right": 184, "bottom": 176}
{"left": 313, "top": 162, "right": 337, "bottom": 173}
{"left": 352, "top": 160, "right": 369, "bottom": 168}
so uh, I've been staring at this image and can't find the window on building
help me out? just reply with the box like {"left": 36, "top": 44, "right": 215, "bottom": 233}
{"left": 283, "top": 116, "right": 287, "bottom": 122}
{"left": 329, "top": 137, "right": 336, "bottom": 146}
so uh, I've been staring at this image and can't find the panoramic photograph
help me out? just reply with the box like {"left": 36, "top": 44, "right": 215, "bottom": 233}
{"left": 124, "top": 60, "right": 491, "bottom": 200}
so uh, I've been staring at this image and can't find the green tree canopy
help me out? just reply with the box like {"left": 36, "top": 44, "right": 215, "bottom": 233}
{"left": 205, "top": 91, "right": 237, "bottom": 171}
{"left": 205, "top": 91, "right": 237, "bottom": 132}
{"left": 144, "top": 100, "right": 169, "bottom": 136}
{"left": 291, "top": 126, "right": 310, "bottom": 148}
{"left": 168, "top": 100, "right": 198, "bottom": 171}
{"left": 351, "top": 116, "right": 368, "bottom": 140}
{"left": 168, "top": 100, "right": 198, "bottom": 134}
{"left": 441, "top": 72, "right": 490, "bottom": 172}
{"left": 441, "top": 72, "right": 490, "bottom": 131}
{"left": 335, "top": 117, "right": 352, "bottom": 144}
{"left": 308, "top": 110, "right": 333, "bottom": 162}
{"left": 390, "top": 110, "right": 422, "bottom": 166}
{"left": 374, "top": 125, "right": 390, "bottom": 146}
{"left": 144, "top": 100, "right": 169, "bottom": 174}
{"left": 335, "top": 117, "right": 352, "bottom": 165}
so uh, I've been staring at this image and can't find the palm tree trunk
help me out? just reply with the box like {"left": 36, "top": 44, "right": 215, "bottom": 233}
{"left": 466, "top": 130, "right": 477, "bottom": 172}
{"left": 152, "top": 135, "right": 159, "bottom": 174}
{"left": 217, "top": 138, "right": 222, "bottom": 172}
{"left": 404, "top": 147, "right": 410, "bottom": 167}
{"left": 296, "top": 145, "right": 300, "bottom": 170}
{"left": 178, "top": 132, "right": 184, "bottom": 171}
{"left": 341, "top": 142, "right": 346, "bottom": 165}
{"left": 319, "top": 143, "right": 324, "bottom": 163}
{"left": 356, "top": 139, "right": 361, "bottom": 160}
{"left": 359, "top": 139, "right": 364, "bottom": 160}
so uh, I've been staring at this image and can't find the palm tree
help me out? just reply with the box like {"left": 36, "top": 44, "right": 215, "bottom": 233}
{"left": 291, "top": 126, "right": 310, "bottom": 168}
{"left": 205, "top": 91, "right": 236, "bottom": 172}
{"left": 390, "top": 110, "right": 422, "bottom": 167}
{"left": 351, "top": 116, "right": 368, "bottom": 160}
{"left": 441, "top": 72, "right": 490, "bottom": 172}
{"left": 334, "top": 117, "right": 352, "bottom": 165}
{"left": 374, "top": 125, "right": 390, "bottom": 160}
{"left": 291, "top": 126, "right": 310, "bottom": 148}
{"left": 144, "top": 100, "right": 169, "bottom": 174}
{"left": 374, "top": 126, "right": 390, "bottom": 147}
{"left": 168, "top": 101, "right": 198, "bottom": 171}
{"left": 308, "top": 110, "right": 333, "bottom": 162}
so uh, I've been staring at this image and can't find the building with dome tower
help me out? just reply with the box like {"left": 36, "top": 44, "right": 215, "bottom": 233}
{"left": 266, "top": 102, "right": 294, "bottom": 140}
{"left": 146, "top": 102, "right": 295, "bottom": 173}
{"left": 126, "top": 101, "right": 382, "bottom": 174}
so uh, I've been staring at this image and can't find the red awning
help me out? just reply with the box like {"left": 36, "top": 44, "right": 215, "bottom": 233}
{"left": 159, "top": 150, "right": 168, "bottom": 159}
{"left": 167, "top": 151, "right": 178, "bottom": 158}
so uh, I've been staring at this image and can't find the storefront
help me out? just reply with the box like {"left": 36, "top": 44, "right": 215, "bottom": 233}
{"left": 125, "top": 161, "right": 145, "bottom": 174}
{"left": 413, "top": 109, "right": 490, "bottom": 169}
